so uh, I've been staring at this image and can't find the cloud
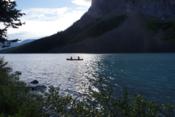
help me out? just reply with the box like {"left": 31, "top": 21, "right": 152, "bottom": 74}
{"left": 23, "top": 7, "right": 68, "bottom": 21}
{"left": 7, "top": 6, "right": 89, "bottom": 40}
{"left": 7, "top": 0, "right": 92, "bottom": 40}
{"left": 72, "top": 0, "right": 91, "bottom": 7}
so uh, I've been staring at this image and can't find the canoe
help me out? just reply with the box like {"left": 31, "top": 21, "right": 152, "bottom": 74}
{"left": 66, "top": 59, "right": 83, "bottom": 61}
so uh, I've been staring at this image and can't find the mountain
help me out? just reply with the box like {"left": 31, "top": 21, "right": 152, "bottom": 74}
{"left": 0, "top": 39, "right": 34, "bottom": 51}
{"left": 3, "top": 0, "right": 175, "bottom": 53}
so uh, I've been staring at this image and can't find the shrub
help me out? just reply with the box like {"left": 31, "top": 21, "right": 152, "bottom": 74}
{"left": 0, "top": 58, "right": 43, "bottom": 117}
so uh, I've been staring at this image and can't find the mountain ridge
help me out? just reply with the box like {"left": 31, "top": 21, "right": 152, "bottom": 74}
{"left": 89, "top": 0, "right": 175, "bottom": 18}
{"left": 2, "top": 0, "right": 175, "bottom": 53}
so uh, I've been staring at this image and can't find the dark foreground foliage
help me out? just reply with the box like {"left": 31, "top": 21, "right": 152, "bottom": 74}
{"left": 0, "top": 58, "right": 44, "bottom": 117}
{"left": 0, "top": 58, "right": 174, "bottom": 117}
{"left": 0, "top": 0, "right": 24, "bottom": 39}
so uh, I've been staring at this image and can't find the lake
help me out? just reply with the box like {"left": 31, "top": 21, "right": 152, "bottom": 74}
{"left": 1, "top": 54, "right": 175, "bottom": 104}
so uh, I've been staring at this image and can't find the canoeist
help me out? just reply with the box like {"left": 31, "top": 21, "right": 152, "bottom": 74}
{"left": 66, "top": 56, "right": 83, "bottom": 61}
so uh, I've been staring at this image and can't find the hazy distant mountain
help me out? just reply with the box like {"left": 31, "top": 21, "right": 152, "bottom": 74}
{"left": 0, "top": 39, "right": 34, "bottom": 51}
{"left": 3, "top": 0, "right": 175, "bottom": 53}
{"left": 17, "top": 39, "right": 34, "bottom": 46}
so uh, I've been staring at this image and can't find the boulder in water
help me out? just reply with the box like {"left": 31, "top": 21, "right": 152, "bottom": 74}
{"left": 28, "top": 85, "right": 47, "bottom": 92}
{"left": 31, "top": 80, "right": 39, "bottom": 84}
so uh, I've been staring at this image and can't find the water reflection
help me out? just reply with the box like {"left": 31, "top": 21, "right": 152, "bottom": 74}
{"left": 1, "top": 54, "right": 175, "bottom": 103}
{"left": 3, "top": 54, "right": 104, "bottom": 96}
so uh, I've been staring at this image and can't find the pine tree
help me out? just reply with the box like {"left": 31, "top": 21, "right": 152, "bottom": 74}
{"left": 0, "top": 0, "right": 24, "bottom": 42}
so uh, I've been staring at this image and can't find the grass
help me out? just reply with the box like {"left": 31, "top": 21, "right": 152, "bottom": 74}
{"left": 0, "top": 58, "right": 174, "bottom": 117}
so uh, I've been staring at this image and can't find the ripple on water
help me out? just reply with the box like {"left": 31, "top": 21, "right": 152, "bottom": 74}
{"left": 1, "top": 54, "right": 175, "bottom": 104}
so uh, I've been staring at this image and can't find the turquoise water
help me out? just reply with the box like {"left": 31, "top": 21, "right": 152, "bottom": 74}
{"left": 1, "top": 54, "right": 175, "bottom": 103}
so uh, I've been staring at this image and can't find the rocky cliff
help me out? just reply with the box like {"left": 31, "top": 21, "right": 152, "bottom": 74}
{"left": 89, "top": 0, "right": 175, "bottom": 19}
{"left": 2, "top": 0, "right": 175, "bottom": 53}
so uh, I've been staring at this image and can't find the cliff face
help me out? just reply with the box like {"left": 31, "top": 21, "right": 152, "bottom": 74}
{"left": 3, "top": 0, "right": 175, "bottom": 53}
{"left": 89, "top": 0, "right": 175, "bottom": 19}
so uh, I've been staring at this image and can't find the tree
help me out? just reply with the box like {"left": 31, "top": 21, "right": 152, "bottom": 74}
{"left": 0, "top": 0, "right": 24, "bottom": 42}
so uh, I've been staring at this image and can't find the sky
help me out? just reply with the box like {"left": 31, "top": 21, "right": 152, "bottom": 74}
{"left": 7, "top": 0, "right": 91, "bottom": 40}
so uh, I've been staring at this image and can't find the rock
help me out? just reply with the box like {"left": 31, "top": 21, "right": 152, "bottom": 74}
{"left": 90, "top": 0, "right": 175, "bottom": 18}
{"left": 28, "top": 85, "right": 47, "bottom": 92}
{"left": 15, "top": 71, "right": 22, "bottom": 75}
{"left": 28, "top": 80, "right": 47, "bottom": 92}
{"left": 31, "top": 80, "right": 39, "bottom": 84}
